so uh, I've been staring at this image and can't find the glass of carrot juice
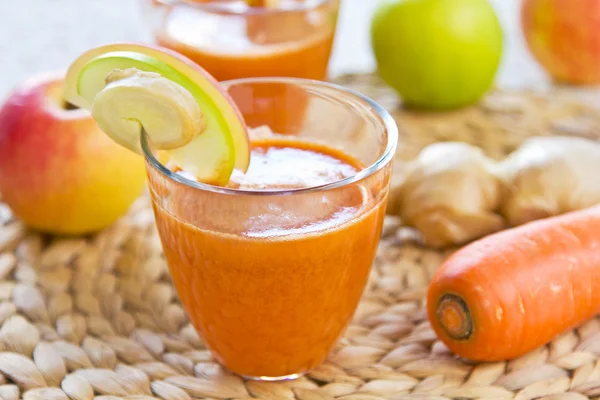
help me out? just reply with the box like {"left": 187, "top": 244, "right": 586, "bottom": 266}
{"left": 143, "top": 78, "right": 397, "bottom": 380}
{"left": 140, "top": 0, "right": 340, "bottom": 81}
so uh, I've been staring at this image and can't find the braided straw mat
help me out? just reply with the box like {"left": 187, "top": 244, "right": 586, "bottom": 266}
{"left": 0, "top": 74, "right": 600, "bottom": 400}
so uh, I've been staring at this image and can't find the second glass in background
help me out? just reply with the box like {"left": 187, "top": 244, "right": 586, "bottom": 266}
{"left": 141, "top": 0, "right": 340, "bottom": 81}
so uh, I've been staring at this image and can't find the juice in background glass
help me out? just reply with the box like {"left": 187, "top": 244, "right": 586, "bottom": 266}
{"left": 144, "top": 78, "right": 397, "bottom": 379}
{"left": 141, "top": 0, "right": 340, "bottom": 81}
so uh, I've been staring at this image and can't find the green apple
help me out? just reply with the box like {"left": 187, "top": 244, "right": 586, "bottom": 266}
{"left": 64, "top": 43, "right": 250, "bottom": 185}
{"left": 371, "top": 0, "right": 503, "bottom": 110}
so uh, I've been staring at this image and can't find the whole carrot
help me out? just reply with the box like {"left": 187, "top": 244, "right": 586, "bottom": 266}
{"left": 427, "top": 204, "right": 600, "bottom": 361}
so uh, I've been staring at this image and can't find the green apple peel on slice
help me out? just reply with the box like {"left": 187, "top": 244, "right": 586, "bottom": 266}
{"left": 64, "top": 44, "right": 250, "bottom": 184}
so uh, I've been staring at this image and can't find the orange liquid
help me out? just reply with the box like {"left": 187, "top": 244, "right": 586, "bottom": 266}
{"left": 155, "top": 1, "right": 336, "bottom": 81}
{"left": 148, "top": 139, "right": 387, "bottom": 378}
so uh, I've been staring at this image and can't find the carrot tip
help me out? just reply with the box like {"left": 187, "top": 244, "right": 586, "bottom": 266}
{"left": 437, "top": 294, "right": 472, "bottom": 340}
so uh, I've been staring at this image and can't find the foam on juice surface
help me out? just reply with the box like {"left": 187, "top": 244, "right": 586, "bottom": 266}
{"left": 227, "top": 145, "right": 359, "bottom": 190}
{"left": 171, "top": 137, "right": 369, "bottom": 238}
{"left": 235, "top": 143, "right": 366, "bottom": 237}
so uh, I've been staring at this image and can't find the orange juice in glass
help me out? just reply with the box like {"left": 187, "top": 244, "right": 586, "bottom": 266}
{"left": 140, "top": 0, "right": 340, "bottom": 81}
{"left": 63, "top": 43, "right": 396, "bottom": 380}
{"left": 144, "top": 78, "right": 397, "bottom": 380}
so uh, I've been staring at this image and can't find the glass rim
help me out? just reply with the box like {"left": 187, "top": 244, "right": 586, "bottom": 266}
{"left": 151, "top": 0, "right": 331, "bottom": 14}
{"left": 141, "top": 77, "right": 399, "bottom": 197}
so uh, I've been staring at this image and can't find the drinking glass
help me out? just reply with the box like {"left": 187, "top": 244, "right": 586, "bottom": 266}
{"left": 140, "top": 0, "right": 340, "bottom": 81}
{"left": 143, "top": 77, "right": 398, "bottom": 380}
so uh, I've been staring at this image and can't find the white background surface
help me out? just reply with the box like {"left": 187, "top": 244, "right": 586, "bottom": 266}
{"left": 0, "top": 0, "right": 548, "bottom": 98}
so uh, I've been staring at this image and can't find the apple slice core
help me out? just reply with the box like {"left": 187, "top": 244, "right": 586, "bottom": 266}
{"left": 92, "top": 69, "right": 205, "bottom": 154}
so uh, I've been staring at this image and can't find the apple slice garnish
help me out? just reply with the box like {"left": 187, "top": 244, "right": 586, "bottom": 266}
{"left": 63, "top": 43, "right": 250, "bottom": 185}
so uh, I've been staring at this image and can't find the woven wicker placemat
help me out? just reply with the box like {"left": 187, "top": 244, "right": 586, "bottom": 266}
{"left": 0, "top": 74, "right": 600, "bottom": 400}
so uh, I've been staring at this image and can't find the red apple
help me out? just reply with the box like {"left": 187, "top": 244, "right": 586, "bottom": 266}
{"left": 522, "top": 0, "right": 600, "bottom": 85}
{"left": 0, "top": 72, "right": 147, "bottom": 235}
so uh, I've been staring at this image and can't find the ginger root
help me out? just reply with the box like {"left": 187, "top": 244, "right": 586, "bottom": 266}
{"left": 499, "top": 136, "right": 600, "bottom": 226}
{"left": 394, "top": 142, "right": 505, "bottom": 248}
{"left": 391, "top": 136, "right": 600, "bottom": 248}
